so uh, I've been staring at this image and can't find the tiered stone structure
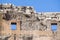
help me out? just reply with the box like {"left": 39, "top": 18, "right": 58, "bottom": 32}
{"left": 0, "top": 3, "right": 60, "bottom": 40}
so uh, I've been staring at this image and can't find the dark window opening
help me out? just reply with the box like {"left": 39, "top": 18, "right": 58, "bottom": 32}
{"left": 11, "top": 23, "right": 16, "bottom": 25}
{"left": 51, "top": 23, "right": 57, "bottom": 32}
{"left": 11, "top": 23, "right": 17, "bottom": 30}
{"left": 51, "top": 23, "right": 57, "bottom": 25}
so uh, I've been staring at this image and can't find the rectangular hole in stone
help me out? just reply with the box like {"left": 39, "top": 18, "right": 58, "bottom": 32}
{"left": 11, "top": 22, "right": 17, "bottom": 30}
{"left": 51, "top": 23, "right": 57, "bottom": 32}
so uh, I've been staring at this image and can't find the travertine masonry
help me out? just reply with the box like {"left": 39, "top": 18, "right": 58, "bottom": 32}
{"left": 0, "top": 3, "right": 60, "bottom": 40}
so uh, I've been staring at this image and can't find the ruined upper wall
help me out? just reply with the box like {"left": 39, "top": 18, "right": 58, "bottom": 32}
{"left": 0, "top": 4, "right": 60, "bottom": 21}
{"left": 0, "top": 3, "right": 35, "bottom": 14}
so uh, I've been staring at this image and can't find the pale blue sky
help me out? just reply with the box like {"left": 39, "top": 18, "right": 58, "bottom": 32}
{"left": 1, "top": 0, "right": 60, "bottom": 12}
{"left": 51, "top": 25, "right": 57, "bottom": 32}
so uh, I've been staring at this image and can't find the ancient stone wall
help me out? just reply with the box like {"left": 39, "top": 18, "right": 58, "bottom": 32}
{"left": 0, "top": 4, "right": 60, "bottom": 40}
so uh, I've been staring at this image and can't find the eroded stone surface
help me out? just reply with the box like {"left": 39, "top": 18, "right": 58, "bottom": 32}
{"left": 0, "top": 3, "right": 60, "bottom": 40}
